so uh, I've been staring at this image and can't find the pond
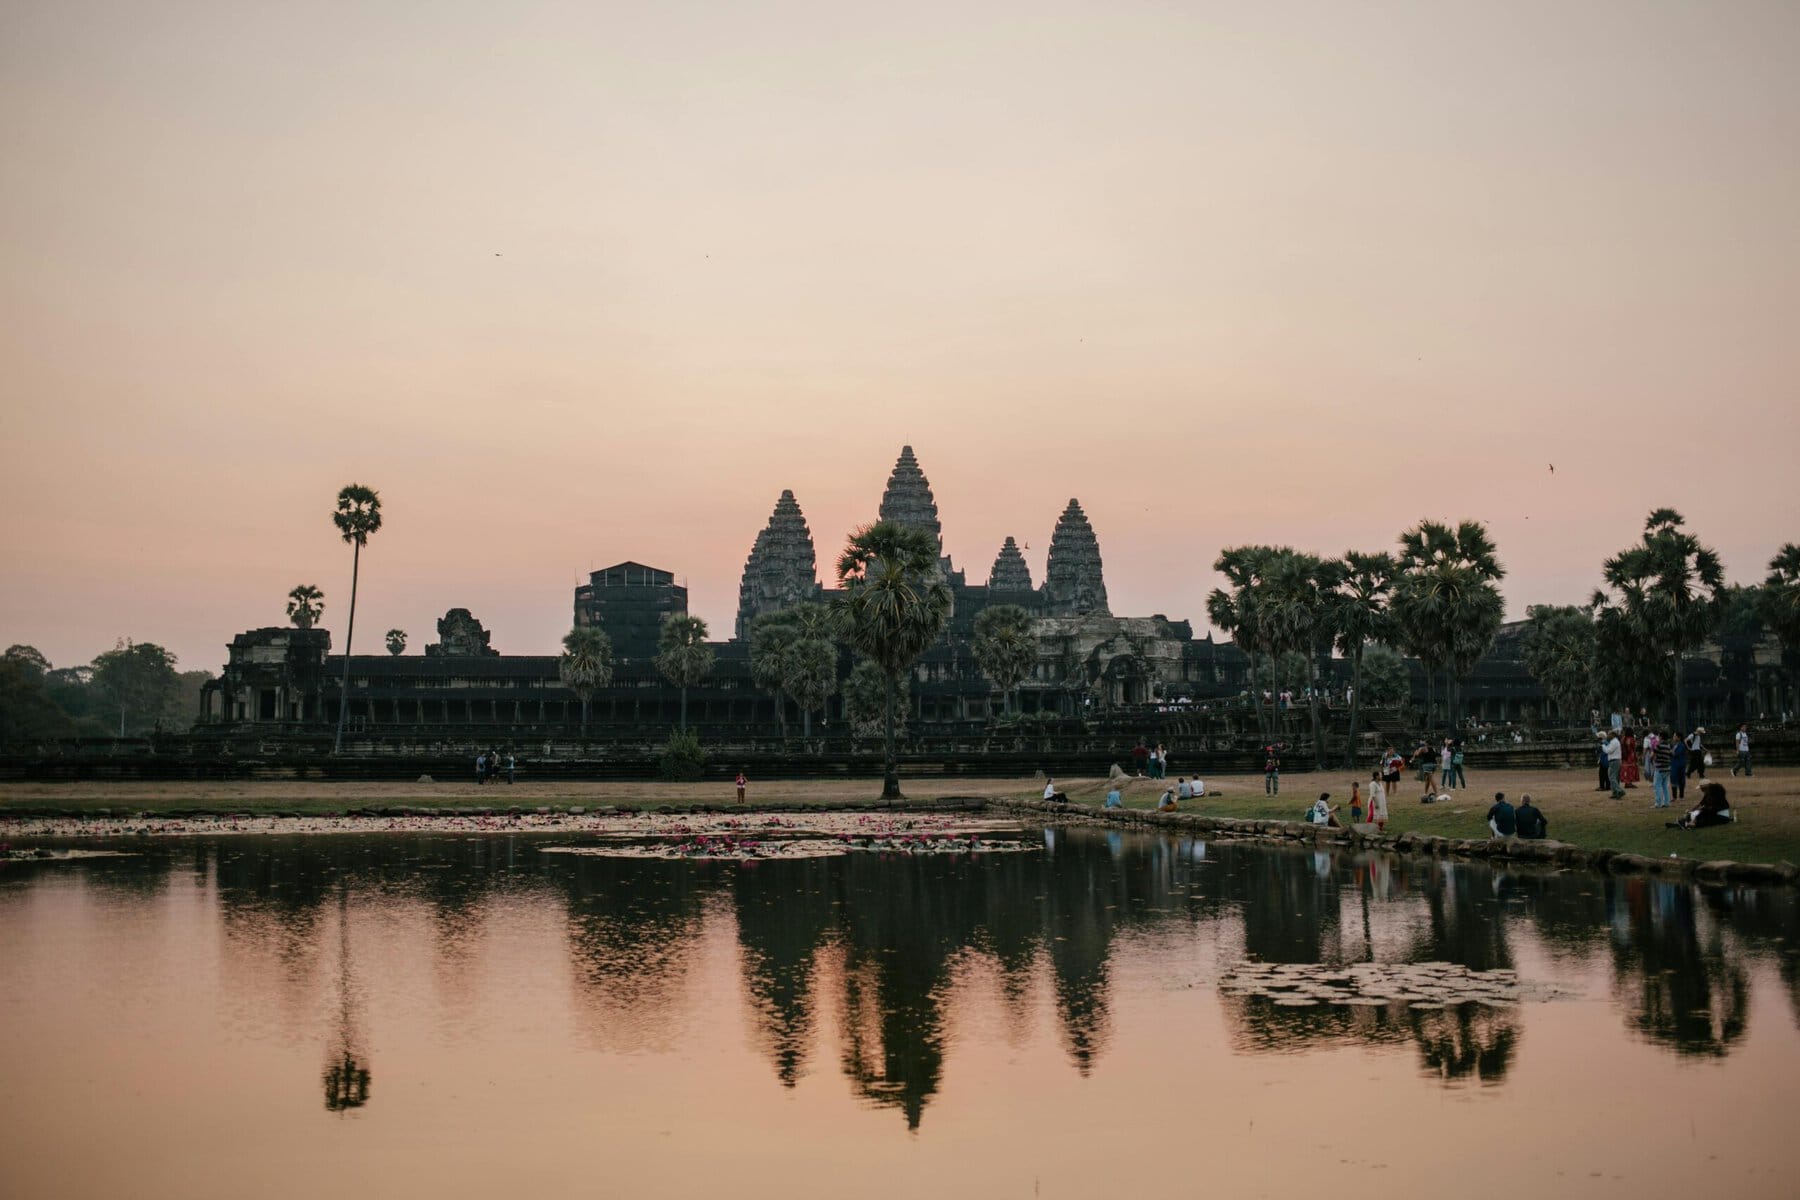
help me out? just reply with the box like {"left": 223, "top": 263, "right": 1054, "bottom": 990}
{"left": 2, "top": 821, "right": 1798, "bottom": 1198}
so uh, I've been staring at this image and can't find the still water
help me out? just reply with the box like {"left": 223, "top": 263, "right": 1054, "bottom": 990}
{"left": 3, "top": 824, "right": 1798, "bottom": 1199}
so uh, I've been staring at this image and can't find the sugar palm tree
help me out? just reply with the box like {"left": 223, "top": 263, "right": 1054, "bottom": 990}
{"left": 1208, "top": 545, "right": 1276, "bottom": 741}
{"left": 972, "top": 604, "right": 1037, "bottom": 718}
{"left": 331, "top": 484, "right": 381, "bottom": 753}
{"left": 786, "top": 636, "right": 839, "bottom": 742}
{"left": 1393, "top": 520, "right": 1506, "bottom": 727}
{"left": 1258, "top": 550, "right": 1344, "bottom": 766}
{"left": 1333, "top": 551, "right": 1396, "bottom": 765}
{"left": 1592, "top": 509, "right": 1723, "bottom": 726}
{"left": 287, "top": 584, "right": 325, "bottom": 630}
{"left": 655, "top": 614, "right": 714, "bottom": 732}
{"left": 558, "top": 626, "right": 614, "bottom": 734}
{"left": 1761, "top": 544, "right": 1800, "bottom": 710}
{"left": 748, "top": 616, "right": 799, "bottom": 740}
{"left": 831, "top": 521, "right": 951, "bottom": 800}
{"left": 1521, "top": 604, "right": 1596, "bottom": 724}
{"left": 384, "top": 629, "right": 406, "bottom": 656}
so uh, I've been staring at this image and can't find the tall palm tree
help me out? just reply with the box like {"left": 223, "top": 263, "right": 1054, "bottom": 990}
{"left": 787, "top": 636, "right": 839, "bottom": 742}
{"left": 655, "top": 614, "right": 714, "bottom": 731}
{"left": 749, "top": 616, "right": 799, "bottom": 740}
{"left": 831, "top": 521, "right": 952, "bottom": 800}
{"left": 1593, "top": 509, "right": 1723, "bottom": 726}
{"left": 1393, "top": 520, "right": 1506, "bottom": 728}
{"left": 972, "top": 604, "right": 1037, "bottom": 718}
{"left": 287, "top": 584, "right": 325, "bottom": 630}
{"left": 1333, "top": 551, "right": 1396, "bottom": 765}
{"left": 1208, "top": 545, "right": 1277, "bottom": 741}
{"left": 558, "top": 626, "right": 614, "bottom": 734}
{"left": 331, "top": 484, "right": 381, "bottom": 753}
{"left": 1761, "top": 544, "right": 1800, "bottom": 711}
{"left": 384, "top": 629, "right": 406, "bottom": 656}
{"left": 1258, "top": 550, "right": 1344, "bottom": 767}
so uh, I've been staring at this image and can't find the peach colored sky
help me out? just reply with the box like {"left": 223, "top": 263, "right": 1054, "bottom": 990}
{"left": 3, "top": 1, "right": 1797, "bottom": 674}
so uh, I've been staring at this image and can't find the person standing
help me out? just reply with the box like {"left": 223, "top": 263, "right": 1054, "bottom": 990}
{"left": 1132, "top": 739, "right": 1149, "bottom": 778}
{"left": 1605, "top": 730, "right": 1624, "bottom": 798}
{"left": 505, "top": 752, "right": 516, "bottom": 785}
{"left": 1734, "top": 724, "right": 1752, "bottom": 776}
{"left": 1451, "top": 741, "right": 1467, "bottom": 789}
{"left": 1367, "top": 769, "right": 1388, "bottom": 832}
{"left": 1620, "top": 729, "right": 1640, "bottom": 789}
{"left": 475, "top": 750, "right": 487, "bottom": 786}
{"left": 1670, "top": 734, "right": 1689, "bottom": 803}
{"left": 1651, "top": 732, "right": 1673, "bottom": 809}
{"left": 1264, "top": 747, "right": 1281, "bottom": 795}
{"left": 1439, "top": 740, "right": 1454, "bottom": 789}
{"left": 735, "top": 770, "right": 747, "bottom": 804}
{"left": 1595, "top": 733, "right": 1611, "bottom": 792}
{"left": 1155, "top": 744, "right": 1169, "bottom": 780}
{"left": 1688, "top": 727, "right": 1708, "bottom": 779}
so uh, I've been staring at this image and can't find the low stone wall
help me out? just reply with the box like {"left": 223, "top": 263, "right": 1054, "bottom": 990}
{"left": 992, "top": 797, "right": 1800, "bottom": 889}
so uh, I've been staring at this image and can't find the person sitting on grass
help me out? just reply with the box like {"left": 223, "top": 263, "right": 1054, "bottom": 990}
{"left": 1177, "top": 777, "right": 1194, "bottom": 800}
{"left": 1515, "top": 794, "right": 1548, "bottom": 840}
{"left": 1104, "top": 786, "right": 1124, "bottom": 810}
{"left": 1156, "top": 788, "right": 1178, "bottom": 812}
{"left": 1485, "top": 791, "right": 1517, "bottom": 839}
{"left": 1307, "top": 793, "right": 1342, "bottom": 828}
{"left": 1042, "top": 778, "right": 1068, "bottom": 804}
{"left": 1670, "top": 781, "right": 1732, "bottom": 830}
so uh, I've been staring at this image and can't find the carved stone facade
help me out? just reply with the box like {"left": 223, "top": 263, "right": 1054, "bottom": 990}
{"left": 736, "top": 490, "right": 822, "bottom": 639}
{"left": 425, "top": 608, "right": 499, "bottom": 658}
{"left": 1043, "top": 499, "right": 1109, "bottom": 616}
{"left": 877, "top": 444, "right": 943, "bottom": 554}
{"left": 988, "top": 536, "right": 1034, "bottom": 593}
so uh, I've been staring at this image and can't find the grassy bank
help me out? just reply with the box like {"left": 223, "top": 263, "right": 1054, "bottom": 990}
{"left": 1044, "top": 766, "right": 1800, "bottom": 865}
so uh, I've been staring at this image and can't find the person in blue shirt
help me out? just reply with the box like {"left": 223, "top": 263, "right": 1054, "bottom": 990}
{"left": 1104, "top": 787, "right": 1123, "bottom": 810}
{"left": 1515, "top": 794, "right": 1548, "bottom": 839}
{"left": 1485, "top": 792, "right": 1517, "bottom": 838}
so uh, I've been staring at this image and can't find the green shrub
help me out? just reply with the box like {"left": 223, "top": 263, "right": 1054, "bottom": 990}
{"left": 658, "top": 728, "right": 707, "bottom": 781}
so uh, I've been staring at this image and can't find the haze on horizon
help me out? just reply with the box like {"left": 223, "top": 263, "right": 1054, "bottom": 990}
{"left": 3, "top": 0, "right": 1797, "bottom": 674}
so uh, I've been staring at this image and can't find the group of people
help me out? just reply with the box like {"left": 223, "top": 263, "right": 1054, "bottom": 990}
{"left": 1594, "top": 724, "right": 1747, "bottom": 805}
{"left": 1397, "top": 738, "right": 1467, "bottom": 796}
{"left": 1483, "top": 792, "right": 1549, "bottom": 839}
{"left": 474, "top": 748, "right": 516, "bottom": 785}
{"left": 1130, "top": 740, "right": 1172, "bottom": 778}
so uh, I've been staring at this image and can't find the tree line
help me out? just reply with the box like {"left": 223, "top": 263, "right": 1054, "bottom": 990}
{"left": 0, "top": 641, "right": 211, "bottom": 739}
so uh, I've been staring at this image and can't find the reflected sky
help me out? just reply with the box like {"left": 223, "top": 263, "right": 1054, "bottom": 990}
{"left": 2, "top": 827, "right": 1798, "bottom": 1198}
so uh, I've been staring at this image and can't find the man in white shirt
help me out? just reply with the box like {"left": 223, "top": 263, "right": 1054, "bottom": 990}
{"left": 1734, "top": 725, "right": 1752, "bottom": 777}
{"left": 1605, "top": 733, "right": 1624, "bottom": 798}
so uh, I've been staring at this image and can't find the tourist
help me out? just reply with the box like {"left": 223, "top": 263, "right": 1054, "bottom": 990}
{"left": 1439, "top": 740, "right": 1454, "bottom": 789}
{"left": 475, "top": 750, "right": 487, "bottom": 786}
{"left": 1515, "top": 794, "right": 1548, "bottom": 840}
{"left": 1156, "top": 788, "right": 1178, "bottom": 812}
{"left": 1485, "top": 792, "right": 1517, "bottom": 839}
{"left": 1733, "top": 724, "right": 1752, "bottom": 776}
{"left": 1156, "top": 744, "right": 1169, "bottom": 780}
{"left": 1620, "top": 728, "right": 1640, "bottom": 789}
{"left": 1382, "top": 746, "right": 1403, "bottom": 797}
{"left": 1349, "top": 782, "right": 1363, "bottom": 825}
{"left": 1450, "top": 741, "right": 1467, "bottom": 789}
{"left": 1412, "top": 743, "right": 1437, "bottom": 796}
{"left": 735, "top": 770, "right": 747, "bottom": 804}
{"left": 1594, "top": 732, "right": 1610, "bottom": 792}
{"left": 1043, "top": 778, "right": 1068, "bottom": 803}
{"left": 505, "top": 752, "right": 516, "bottom": 785}
{"left": 1104, "top": 786, "right": 1124, "bottom": 810}
{"left": 1368, "top": 769, "right": 1388, "bottom": 832}
{"left": 1264, "top": 746, "right": 1281, "bottom": 795}
{"left": 1132, "top": 739, "right": 1149, "bottom": 777}
{"left": 1670, "top": 781, "right": 1733, "bottom": 830}
{"left": 1176, "top": 777, "right": 1193, "bottom": 800}
{"left": 1605, "top": 730, "right": 1624, "bottom": 798}
{"left": 1190, "top": 777, "right": 1206, "bottom": 799}
{"left": 1651, "top": 731, "right": 1673, "bottom": 809}
{"left": 1307, "top": 792, "right": 1341, "bottom": 828}
{"left": 1670, "top": 734, "right": 1689, "bottom": 802}
{"left": 1688, "top": 727, "right": 1708, "bottom": 779}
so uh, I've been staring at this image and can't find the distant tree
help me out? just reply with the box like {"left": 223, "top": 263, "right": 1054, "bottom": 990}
{"left": 844, "top": 659, "right": 908, "bottom": 741}
{"left": 1208, "top": 546, "right": 1277, "bottom": 741}
{"left": 1332, "top": 551, "right": 1397, "bottom": 765}
{"left": 1393, "top": 520, "right": 1506, "bottom": 726}
{"left": 558, "top": 626, "right": 614, "bottom": 734}
{"left": 1250, "top": 651, "right": 1312, "bottom": 697}
{"left": 1357, "top": 644, "right": 1410, "bottom": 709}
{"left": 831, "top": 522, "right": 951, "bottom": 800}
{"left": 786, "top": 636, "right": 838, "bottom": 742}
{"left": 0, "top": 656, "right": 75, "bottom": 740}
{"left": 1521, "top": 604, "right": 1596, "bottom": 723}
{"left": 90, "top": 639, "right": 180, "bottom": 736}
{"left": 3, "top": 644, "right": 52, "bottom": 681}
{"left": 972, "top": 604, "right": 1037, "bottom": 718}
{"left": 1762, "top": 545, "right": 1800, "bottom": 704}
{"left": 748, "top": 617, "right": 799, "bottom": 739}
{"left": 384, "top": 629, "right": 407, "bottom": 656}
{"left": 655, "top": 614, "right": 714, "bottom": 732}
{"left": 1258, "top": 550, "right": 1345, "bottom": 766}
{"left": 1592, "top": 509, "right": 1723, "bottom": 726}
{"left": 287, "top": 585, "right": 325, "bottom": 630}
{"left": 331, "top": 484, "right": 382, "bottom": 753}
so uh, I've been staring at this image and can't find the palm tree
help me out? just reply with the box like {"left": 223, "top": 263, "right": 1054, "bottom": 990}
{"left": 972, "top": 604, "right": 1037, "bottom": 718}
{"left": 287, "top": 585, "right": 325, "bottom": 630}
{"left": 1393, "top": 520, "right": 1506, "bottom": 728}
{"left": 748, "top": 616, "right": 799, "bottom": 740}
{"left": 1208, "top": 545, "right": 1277, "bottom": 741}
{"left": 655, "top": 614, "right": 714, "bottom": 731}
{"left": 1593, "top": 509, "right": 1723, "bottom": 726}
{"left": 1332, "top": 551, "right": 1397, "bottom": 764}
{"left": 1761, "top": 544, "right": 1800, "bottom": 710}
{"left": 1257, "top": 550, "right": 1344, "bottom": 767}
{"left": 331, "top": 484, "right": 381, "bottom": 754}
{"left": 831, "top": 521, "right": 952, "bottom": 800}
{"left": 1520, "top": 604, "right": 1597, "bottom": 725}
{"left": 384, "top": 629, "right": 406, "bottom": 656}
{"left": 786, "top": 636, "right": 839, "bottom": 742}
{"left": 558, "top": 626, "right": 614, "bottom": 734}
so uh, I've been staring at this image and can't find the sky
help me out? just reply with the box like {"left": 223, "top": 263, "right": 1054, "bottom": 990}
{"left": 2, "top": 0, "right": 1797, "bottom": 674}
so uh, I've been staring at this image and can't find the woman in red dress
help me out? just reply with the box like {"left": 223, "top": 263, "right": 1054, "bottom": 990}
{"left": 1620, "top": 730, "right": 1641, "bottom": 787}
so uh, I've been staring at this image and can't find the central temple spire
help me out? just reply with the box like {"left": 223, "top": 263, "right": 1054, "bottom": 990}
{"left": 877, "top": 445, "right": 943, "bottom": 554}
{"left": 1043, "top": 499, "right": 1109, "bottom": 615}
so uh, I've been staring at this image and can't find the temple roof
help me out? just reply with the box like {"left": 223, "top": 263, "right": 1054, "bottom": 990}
{"left": 736, "top": 488, "right": 821, "bottom": 639}
{"left": 877, "top": 445, "right": 942, "bottom": 552}
{"left": 1044, "top": 498, "right": 1109, "bottom": 616}
{"left": 988, "top": 536, "right": 1033, "bottom": 591}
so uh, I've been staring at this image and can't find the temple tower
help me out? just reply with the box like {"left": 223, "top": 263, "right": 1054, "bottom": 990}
{"left": 1042, "top": 499, "right": 1109, "bottom": 615}
{"left": 988, "top": 536, "right": 1034, "bottom": 592}
{"left": 877, "top": 445, "right": 943, "bottom": 554}
{"left": 735, "top": 489, "right": 821, "bottom": 639}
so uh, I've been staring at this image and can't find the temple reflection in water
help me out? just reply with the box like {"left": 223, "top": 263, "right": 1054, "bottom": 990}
{"left": 87, "top": 825, "right": 1800, "bottom": 1128}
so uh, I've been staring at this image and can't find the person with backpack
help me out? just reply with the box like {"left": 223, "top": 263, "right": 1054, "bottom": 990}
{"left": 1264, "top": 747, "right": 1281, "bottom": 795}
{"left": 1450, "top": 742, "right": 1467, "bottom": 789}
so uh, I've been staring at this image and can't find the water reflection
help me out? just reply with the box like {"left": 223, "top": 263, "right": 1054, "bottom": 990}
{"left": 10, "top": 824, "right": 1799, "bottom": 1130}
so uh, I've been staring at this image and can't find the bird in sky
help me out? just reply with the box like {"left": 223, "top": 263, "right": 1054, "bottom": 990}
{"left": 1549, "top": 463, "right": 1555, "bottom": 474}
